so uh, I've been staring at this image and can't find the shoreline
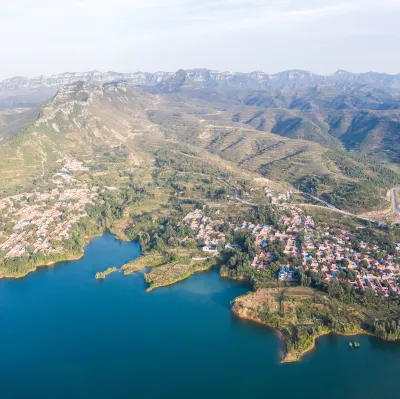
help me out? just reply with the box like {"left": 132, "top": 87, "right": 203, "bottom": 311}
{"left": 146, "top": 263, "right": 215, "bottom": 292}
{"left": 0, "top": 232, "right": 104, "bottom": 280}
{"left": 231, "top": 304, "right": 377, "bottom": 363}
{"left": 2, "top": 227, "right": 398, "bottom": 364}
{"left": 220, "top": 271, "right": 248, "bottom": 282}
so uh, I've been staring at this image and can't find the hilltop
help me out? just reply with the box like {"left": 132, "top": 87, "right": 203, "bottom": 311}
{"left": 1, "top": 68, "right": 400, "bottom": 96}
{"left": 0, "top": 78, "right": 399, "bottom": 213}
{"left": 1, "top": 68, "right": 399, "bottom": 108}
{"left": 1, "top": 68, "right": 399, "bottom": 164}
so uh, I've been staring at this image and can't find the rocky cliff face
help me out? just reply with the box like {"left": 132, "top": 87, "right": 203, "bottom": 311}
{"left": 0, "top": 71, "right": 174, "bottom": 108}
{"left": 1, "top": 68, "right": 399, "bottom": 96}
{"left": 0, "top": 71, "right": 173, "bottom": 91}
{"left": 34, "top": 80, "right": 157, "bottom": 143}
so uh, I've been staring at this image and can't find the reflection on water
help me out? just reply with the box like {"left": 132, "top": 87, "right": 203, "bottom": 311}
{"left": 368, "top": 335, "right": 400, "bottom": 352}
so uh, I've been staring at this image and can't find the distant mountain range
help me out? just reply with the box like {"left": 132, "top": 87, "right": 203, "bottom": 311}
{"left": 1, "top": 68, "right": 399, "bottom": 108}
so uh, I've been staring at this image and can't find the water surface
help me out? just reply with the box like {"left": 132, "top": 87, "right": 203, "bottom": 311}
{"left": 1, "top": 232, "right": 400, "bottom": 399}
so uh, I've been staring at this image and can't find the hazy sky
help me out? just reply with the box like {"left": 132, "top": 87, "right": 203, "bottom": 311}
{"left": 1, "top": 0, "right": 399, "bottom": 80}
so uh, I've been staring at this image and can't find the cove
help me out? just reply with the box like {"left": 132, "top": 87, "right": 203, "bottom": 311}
{"left": 1, "top": 232, "right": 400, "bottom": 399}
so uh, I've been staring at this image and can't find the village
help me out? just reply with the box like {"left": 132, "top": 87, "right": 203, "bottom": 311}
{"left": 0, "top": 161, "right": 96, "bottom": 260}
{"left": 1, "top": 164, "right": 400, "bottom": 298}
{"left": 182, "top": 192, "right": 400, "bottom": 298}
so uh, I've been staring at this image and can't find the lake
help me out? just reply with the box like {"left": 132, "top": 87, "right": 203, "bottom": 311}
{"left": 1, "top": 232, "right": 400, "bottom": 399}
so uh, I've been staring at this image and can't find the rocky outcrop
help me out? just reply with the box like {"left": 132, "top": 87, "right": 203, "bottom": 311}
{"left": 2, "top": 69, "right": 399, "bottom": 97}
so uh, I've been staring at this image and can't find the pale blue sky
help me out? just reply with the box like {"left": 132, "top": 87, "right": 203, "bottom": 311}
{"left": 1, "top": 0, "right": 399, "bottom": 79}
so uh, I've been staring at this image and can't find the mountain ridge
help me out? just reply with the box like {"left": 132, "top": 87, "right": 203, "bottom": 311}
{"left": 1, "top": 68, "right": 399, "bottom": 94}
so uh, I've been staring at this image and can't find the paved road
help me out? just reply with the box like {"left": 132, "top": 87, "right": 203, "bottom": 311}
{"left": 391, "top": 189, "right": 398, "bottom": 214}
{"left": 229, "top": 180, "right": 388, "bottom": 225}
{"left": 234, "top": 190, "right": 378, "bottom": 224}
{"left": 296, "top": 190, "right": 378, "bottom": 223}
{"left": 234, "top": 195, "right": 257, "bottom": 207}
{"left": 386, "top": 188, "right": 399, "bottom": 217}
{"left": 299, "top": 191, "right": 339, "bottom": 211}
{"left": 297, "top": 203, "right": 383, "bottom": 224}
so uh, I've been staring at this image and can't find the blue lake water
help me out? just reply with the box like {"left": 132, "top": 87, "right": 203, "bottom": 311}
{"left": 1, "top": 232, "right": 400, "bottom": 399}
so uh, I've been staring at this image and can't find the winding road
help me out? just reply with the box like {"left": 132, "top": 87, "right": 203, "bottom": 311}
{"left": 296, "top": 190, "right": 378, "bottom": 222}
{"left": 234, "top": 189, "right": 378, "bottom": 224}
{"left": 226, "top": 175, "right": 397, "bottom": 225}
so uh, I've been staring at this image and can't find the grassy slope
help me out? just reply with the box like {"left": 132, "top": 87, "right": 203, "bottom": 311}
{"left": 0, "top": 82, "right": 398, "bottom": 213}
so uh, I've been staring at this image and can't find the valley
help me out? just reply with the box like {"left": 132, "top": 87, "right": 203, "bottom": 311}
{"left": 1, "top": 71, "right": 399, "bottom": 213}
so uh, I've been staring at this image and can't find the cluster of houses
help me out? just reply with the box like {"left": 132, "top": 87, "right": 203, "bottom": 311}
{"left": 182, "top": 198, "right": 400, "bottom": 297}
{"left": 302, "top": 226, "right": 400, "bottom": 297}
{"left": 57, "top": 157, "right": 89, "bottom": 172}
{"left": 181, "top": 204, "right": 312, "bottom": 263}
{"left": 0, "top": 173, "right": 95, "bottom": 259}
{"left": 2, "top": 164, "right": 399, "bottom": 298}
{"left": 182, "top": 210, "right": 226, "bottom": 253}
